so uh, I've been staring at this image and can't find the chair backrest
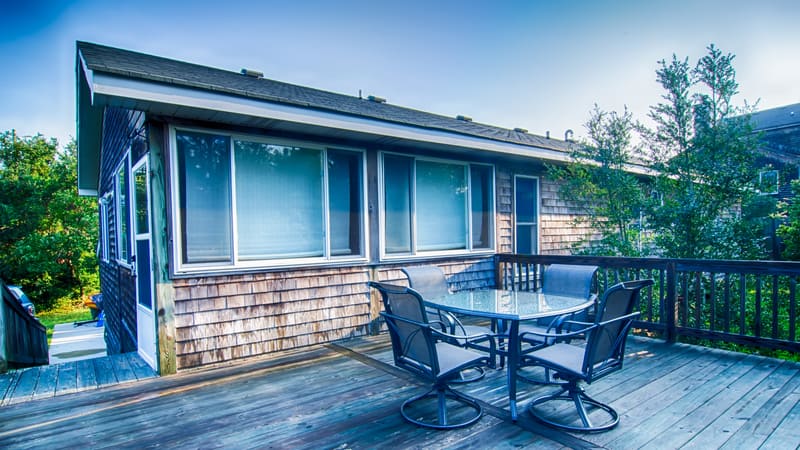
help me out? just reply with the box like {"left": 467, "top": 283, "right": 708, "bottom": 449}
{"left": 582, "top": 279, "right": 654, "bottom": 381}
{"left": 402, "top": 266, "right": 451, "bottom": 299}
{"left": 541, "top": 264, "right": 599, "bottom": 299}
{"left": 368, "top": 281, "right": 438, "bottom": 378}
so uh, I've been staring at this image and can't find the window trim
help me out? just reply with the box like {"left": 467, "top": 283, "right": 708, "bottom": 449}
{"left": 99, "top": 192, "right": 111, "bottom": 263}
{"left": 115, "top": 153, "right": 133, "bottom": 268}
{"left": 169, "top": 126, "right": 369, "bottom": 274}
{"left": 378, "top": 151, "right": 496, "bottom": 260}
{"left": 513, "top": 175, "right": 540, "bottom": 255}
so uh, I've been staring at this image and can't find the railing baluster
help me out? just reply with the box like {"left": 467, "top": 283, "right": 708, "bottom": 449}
{"left": 723, "top": 273, "right": 731, "bottom": 334}
{"left": 790, "top": 277, "right": 797, "bottom": 342}
{"left": 739, "top": 273, "right": 746, "bottom": 336}
{"left": 493, "top": 254, "right": 800, "bottom": 353}
{"left": 694, "top": 272, "right": 702, "bottom": 329}
{"left": 772, "top": 275, "right": 779, "bottom": 340}
{"left": 710, "top": 272, "right": 717, "bottom": 332}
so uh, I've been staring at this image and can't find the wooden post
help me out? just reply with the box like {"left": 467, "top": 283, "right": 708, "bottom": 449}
{"left": 148, "top": 123, "right": 177, "bottom": 375}
{"left": 665, "top": 261, "right": 678, "bottom": 343}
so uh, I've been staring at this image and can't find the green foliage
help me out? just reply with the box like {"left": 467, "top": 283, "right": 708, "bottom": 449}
{"left": 0, "top": 131, "right": 98, "bottom": 310}
{"left": 645, "top": 45, "right": 765, "bottom": 259}
{"left": 549, "top": 106, "right": 649, "bottom": 256}
{"left": 776, "top": 180, "right": 800, "bottom": 260}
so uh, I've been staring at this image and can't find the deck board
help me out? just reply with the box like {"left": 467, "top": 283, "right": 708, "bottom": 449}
{"left": 0, "top": 336, "right": 798, "bottom": 449}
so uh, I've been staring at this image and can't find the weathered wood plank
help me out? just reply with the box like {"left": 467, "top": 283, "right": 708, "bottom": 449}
{"left": 599, "top": 351, "right": 762, "bottom": 449}
{"left": 720, "top": 370, "right": 800, "bottom": 449}
{"left": 92, "top": 355, "right": 119, "bottom": 387}
{"left": 7, "top": 367, "right": 38, "bottom": 405}
{"left": 0, "top": 336, "right": 798, "bottom": 450}
{"left": 31, "top": 364, "right": 59, "bottom": 400}
{"left": 125, "top": 353, "right": 156, "bottom": 380}
{"left": 75, "top": 358, "right": 98, "bottom": 390}
{"left": 0, "top": 371, "right": 17, "bottom": 405}
{"left": 643, "top": 354, "right": 781, "bottom": 448}
{"left": 682, "top": 361, "right": 799, "bottom": 448}
{"left": 54, "top": 362, "right": 78, "bottom": 396}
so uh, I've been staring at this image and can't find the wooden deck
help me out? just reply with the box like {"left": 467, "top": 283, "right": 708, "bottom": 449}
{"left": 1, "top": 352, "right": 156, "bottom": 405}
{"left": 0, "top": 335, "right": 798, "bottom": 449}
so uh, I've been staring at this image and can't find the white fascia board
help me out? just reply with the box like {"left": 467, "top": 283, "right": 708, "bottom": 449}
{"left": 90, "top": 73, "right": 575, "bottom": 163}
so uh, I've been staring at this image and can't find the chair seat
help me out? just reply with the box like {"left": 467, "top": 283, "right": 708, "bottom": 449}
{"left": 526, "top": 342, "right": 585, "bottom": 378}
{"left": 435, "top": 342, "right": 488, "bottom": 378}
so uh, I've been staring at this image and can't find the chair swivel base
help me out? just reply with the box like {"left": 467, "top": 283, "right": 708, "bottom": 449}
{"left": 401, "top": 386, "right": 483, "bottom": 429}
{"left": 528, "top": 384, "right": 619, "bottom": 432}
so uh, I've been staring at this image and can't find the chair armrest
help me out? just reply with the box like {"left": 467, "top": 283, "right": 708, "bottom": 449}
{"left": 430, "top": 327, "right": 497, "bottom": 354}
{"left": 519, "top": 322, "right": 596, "bottom": 342}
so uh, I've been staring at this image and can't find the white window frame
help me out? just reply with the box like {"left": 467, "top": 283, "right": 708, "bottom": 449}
{"left": 513, "top": 175, "right": 540, "bottom": 255}
{"left": 378, "top": 151, "right": 496, "bottom": 260}
{"left": 169, "top": 126, "right": 369, "bottom": 274}
{"left": 115, "top": 153, "right": 133, "bottom": 268}
{"left": 99, "top": 193, "right": 111, "bottom": 263}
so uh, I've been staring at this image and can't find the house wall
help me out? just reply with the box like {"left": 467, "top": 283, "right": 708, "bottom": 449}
{"left": 97, "top": 111, "right": 596, "bottom": 371}
{"left": 98, "top": 107, "right": 147, "bottom": 355}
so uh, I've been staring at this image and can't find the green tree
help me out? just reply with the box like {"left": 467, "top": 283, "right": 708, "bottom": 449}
{"left": 0, "top": 131, "right": 98, "bottom": 310}
{"left": 776, "top": 180, "right": 800, "bottom": 260}
{"left": 645, "top": 45, "right": 764, "bottom": 259}
{"left": 549, "top": 106, "right": 649, "bottom": 256}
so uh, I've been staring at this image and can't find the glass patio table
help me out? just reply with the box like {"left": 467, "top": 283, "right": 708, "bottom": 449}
{"left": 424, "top": 289, "right": 595, "bottom": 420}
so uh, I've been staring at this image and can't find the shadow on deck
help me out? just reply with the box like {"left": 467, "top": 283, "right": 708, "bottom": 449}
{"left": 0, "top": 335, "right": 798, "bottom": 449}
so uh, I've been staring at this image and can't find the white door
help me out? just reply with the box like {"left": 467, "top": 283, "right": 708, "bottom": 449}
{"left": 132, "top": 158, "right": 157, "bottom": 369}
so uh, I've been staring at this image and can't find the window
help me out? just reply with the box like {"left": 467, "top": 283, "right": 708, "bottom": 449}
{"left": 115, "top": 157, "right": 131, "bottom": 264}
{"left": 173, "top": 128, "right": 366, "bottom": 271}
{"left": 514, "top": 176, "right": 538, "bottom": 254}
{"left": 380, "top": 153, "right": 494, "bottom": 257}
{"left": 759, "top": 170, "right": 779, "bottom": 195}
{"left": 99, "top": 193, "right": 111, "bottom": 263}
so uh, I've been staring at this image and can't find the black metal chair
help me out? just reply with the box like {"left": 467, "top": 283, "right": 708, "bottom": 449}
{"left": 521, "top": 279, "right": 654, "bottom": 432}
{"left": 402, "top": 266, "right": 498, "bottom": 371}
{"left": 368, "top": 281, "right": 494, "bottom": 429}
{"left": 518, "top": 264, "right": 599, "bottom": 350}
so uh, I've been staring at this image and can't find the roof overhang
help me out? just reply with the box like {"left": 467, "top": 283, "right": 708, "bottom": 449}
{"left": 77, "top": 60, "right": 652, "bottom": 197}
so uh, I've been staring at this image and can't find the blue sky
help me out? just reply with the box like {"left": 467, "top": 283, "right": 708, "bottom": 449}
{"left": 1, "top": 0, "right": 799, "bottom": 148}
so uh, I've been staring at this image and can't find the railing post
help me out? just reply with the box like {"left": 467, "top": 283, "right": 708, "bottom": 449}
{"left": 665, "top": 261, "right": 678, "bottom": 343}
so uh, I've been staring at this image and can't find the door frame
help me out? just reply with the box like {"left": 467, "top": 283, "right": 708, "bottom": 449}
{"left": 132, "top": 156, "right": 157, "bottom": 369}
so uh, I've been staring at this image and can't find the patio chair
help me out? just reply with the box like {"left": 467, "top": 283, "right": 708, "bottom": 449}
{"left": 402, "top": 266, "right": 499, "bottom": 371}
{"left": 520, "top": 279, "right": 654, "bottom": 432}
{"left": 368, "top": 281, "right": 494, "bottom": 429}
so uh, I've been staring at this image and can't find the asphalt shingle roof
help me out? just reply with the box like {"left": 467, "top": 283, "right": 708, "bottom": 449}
{"left": 77, "top": 41, "right": 572, "bottom": 153}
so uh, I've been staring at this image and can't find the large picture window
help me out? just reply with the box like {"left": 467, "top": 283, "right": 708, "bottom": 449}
{"left": 380, "top": 153, "right": 494, "bottom": 257}
{"left": 173, "top": 129, "right": 366, "bottom": 271}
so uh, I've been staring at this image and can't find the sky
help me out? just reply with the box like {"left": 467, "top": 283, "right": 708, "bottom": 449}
{"left": 1, "top": 0, "right": 799, "bottom": 149}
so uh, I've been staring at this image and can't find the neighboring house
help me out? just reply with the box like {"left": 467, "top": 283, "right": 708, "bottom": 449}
{"left": 749, "top": 103, "right": 800, "bottom": 258}
{"left": 750, "top": 102, "right": 800, "bottom": 199}
{"left": 75, "top": 42, "right": 647, "bottom": 374}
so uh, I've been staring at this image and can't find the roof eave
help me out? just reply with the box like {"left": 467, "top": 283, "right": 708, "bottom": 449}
{"left": 76, "top": 50, "right": 102, "bottom": 197}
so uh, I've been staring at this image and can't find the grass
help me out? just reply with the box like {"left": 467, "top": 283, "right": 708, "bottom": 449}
{"left": 38, "top": 298, "right": 94, "bottom": 343}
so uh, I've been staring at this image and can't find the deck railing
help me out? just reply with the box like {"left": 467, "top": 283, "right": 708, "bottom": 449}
{"left": 1, "top": 282, "right": 48, "bottom": 372}
{"left": 496, "top": 254, "right": 800, "bottom": 354}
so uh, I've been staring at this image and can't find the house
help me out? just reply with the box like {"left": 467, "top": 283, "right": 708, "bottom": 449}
{"left": 748, "top": 103, "right": 800, "bottom": 258}
{"left": 75, "top": 41, "right": 647, "bottom": 374}
{"left": 750, "top": 102, "right": 800, "bottom": 199}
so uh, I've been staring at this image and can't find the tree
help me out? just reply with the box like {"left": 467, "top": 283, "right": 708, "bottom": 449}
{"left": 0, "top": 131, "right": 98, "bottom": 310}
{"left": 776, "top": 180, "right": 800, "bottom": 260}
{"left": 549, "top": 106, "right": 649, "bottom": 256}
{"left": 645, "top": 45, "right": 764, "bottom": 259}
